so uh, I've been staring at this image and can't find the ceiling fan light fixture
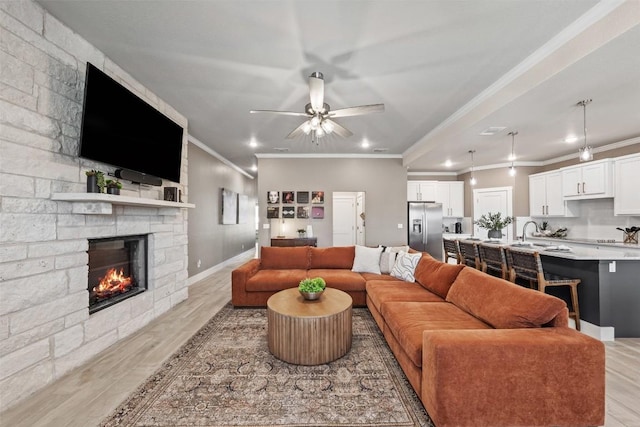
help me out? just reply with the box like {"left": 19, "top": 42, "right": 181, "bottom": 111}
{"left": 302, "top": 121, "right": 312, "bottom": 135}
{"left": 577, "top": 99, "right": 593, "bottom": 162}
{"left": 321, "top": 120, "right": 334, "bottom": 134}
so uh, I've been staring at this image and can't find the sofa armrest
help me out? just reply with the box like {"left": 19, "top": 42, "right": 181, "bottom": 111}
{"left": 421, "top": 327, "right": 604, "bottom": 427}
{"left": 231, "top": 259, "right": 261, "bottom": 304}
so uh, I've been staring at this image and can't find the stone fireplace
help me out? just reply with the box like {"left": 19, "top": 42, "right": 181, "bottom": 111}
{"left": 88, "top": 235, "right": 148, "bottom": 314}
{"left": 0, "top": 1, "right": 191, "bottom": 412}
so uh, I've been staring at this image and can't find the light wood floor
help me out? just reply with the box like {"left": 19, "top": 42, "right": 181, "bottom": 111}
{"left": 1, "top": 253, "right": 639, "bottom": 427}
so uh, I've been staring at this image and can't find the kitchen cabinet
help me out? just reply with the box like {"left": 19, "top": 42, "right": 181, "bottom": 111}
{"left": 614, "top": 153, "right": 640, "bottom": 215}
{"left": 529, "top": 171, "right": 566, "bottom": 216}
{"left": 561, "top": 159, "right": 613, "bottom": 199}
{"left": 407, "top": 180, "right": 437, "bottom": 201}
{"left": 436, "top": 181, "right": 464, "bottom": 217}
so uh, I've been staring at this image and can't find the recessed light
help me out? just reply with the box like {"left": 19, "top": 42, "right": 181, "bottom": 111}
{"left": 479, "top": 126, "right": 506, "bottom": 136}
{"left": 564, "top": 135, "right": 578, "bottom": 143}
{"left": 251, "top": 165, "right": 257, "bottom": 172}
{"left": 508, "top": 154, "right": 516, "bottom": 161}
{"left": 444, "top": 160, "right": 452, "bottom": 167}
{"left": 249, "top": 138, "right": 258, "bottom": 148}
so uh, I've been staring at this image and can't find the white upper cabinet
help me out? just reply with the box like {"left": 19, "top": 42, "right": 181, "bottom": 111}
{"left": 614, "top": 153, "right": 640, "bottom": 215}
{"left": 436, "top": 181, "right": 464, "bottom": 217}
{"left": 529, "top": 171, "right": 566, "bottom": 216}
{"left": 561, "top": 159, "right": 613, "bottom": 199}
{"left": 407, "top": 180, "right": 437, "bottom": 201}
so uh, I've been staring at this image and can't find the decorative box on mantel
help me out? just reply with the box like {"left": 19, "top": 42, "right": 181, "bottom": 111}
{"left": 52, "top": 193, "right": 195, "bottom": 215}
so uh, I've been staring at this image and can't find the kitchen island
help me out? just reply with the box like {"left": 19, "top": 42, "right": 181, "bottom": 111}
{"left": 461, "top": 237, "right": 640, "bottom": 340}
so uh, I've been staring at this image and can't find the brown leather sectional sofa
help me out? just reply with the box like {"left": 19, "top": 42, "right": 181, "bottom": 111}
{"left": 231, "top": 245, "right": 605, "bottom": 427}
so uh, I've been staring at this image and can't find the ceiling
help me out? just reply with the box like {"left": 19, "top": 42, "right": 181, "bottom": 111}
{"left": 36, "top": 0, "right": 640, "bottom": 177}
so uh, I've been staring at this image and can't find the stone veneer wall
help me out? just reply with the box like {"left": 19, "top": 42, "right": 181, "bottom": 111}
{"left": 0, "top": 2, "right": 190, "bottom": 411}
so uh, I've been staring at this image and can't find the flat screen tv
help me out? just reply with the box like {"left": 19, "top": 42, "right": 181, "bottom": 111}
{"left": 79, "top": 63, "right": 184, "bottom": 183}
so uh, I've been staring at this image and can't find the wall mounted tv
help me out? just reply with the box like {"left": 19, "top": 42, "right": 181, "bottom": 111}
{"left": 79, "top": 63, "right": 184, "bottom": 184}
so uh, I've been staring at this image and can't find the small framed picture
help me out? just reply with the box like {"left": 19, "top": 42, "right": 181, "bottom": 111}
{"left": 296, "top": 191, "right": 309, "bottom": 204}
{"left": 267, "top": 206, "right": 279, "bottom": 218}
{"left": 297, "top": 206, "right": 310, "bottom": 219}
{"left": 267, "top": 191, "right": 279, "bottom": 204}
{"left": 312, "top": 206, "right": 324, "bottom": 219}
{"left": 282, "top": 206, "right": 295, "bottom": 218}
{"left": 311, "top": 191, "right": 324, "bottom": 204}
{"left": 282, "top": 191, "right": 295, "bottom": 204}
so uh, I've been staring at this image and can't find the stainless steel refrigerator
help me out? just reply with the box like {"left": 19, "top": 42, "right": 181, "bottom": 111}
{"left": 408, "top": 202, "right": 443, "bottom": 260}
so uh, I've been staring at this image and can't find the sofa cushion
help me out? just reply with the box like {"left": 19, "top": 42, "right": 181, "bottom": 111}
{"left": 390, "top": 251, "right": 422, "bottom": 282}
{"left": 261, "top": 246, "right": 309, "bottom": 269}
{"left": 446, "top": 267, "right": 568, "bottom": 329}
{"left": 382, "top": 301, "right": 491, "bottom": 367}
{"left": 351, "top": 245, "right": 383, "bottom": 274}
{"left": 359, "top": 272, "right": 397, "bottom": 282}
{"left": 414, "top": 253, "right": 466, "bottom": 298}
{"left": 307, "top": 269, "right": 366, "bottom": 291}
{"left": 309, "top": 246, "right": 355, "bottom": 269}
{"left": 366, "top": 280, "right": 444, "bottom": 313}
{"left": 245, "top": 269, "right": 308, "bottom": 291}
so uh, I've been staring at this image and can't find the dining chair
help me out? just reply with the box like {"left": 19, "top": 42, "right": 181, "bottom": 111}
{"left": 478, "top": 243, "right": 508, "bottom": 280}
{"left": 505, "top": 247, "right": 582, "bottom": 330}
{"left": 458, "top": 240, "right": 480, "bottom": 270}
{"left": 442, "top": 238, "right": 462, "bottom": 264}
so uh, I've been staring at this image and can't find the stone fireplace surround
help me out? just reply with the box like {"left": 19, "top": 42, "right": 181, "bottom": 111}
{"left": 0, "top": 1, "right": 191, "bottom": 411}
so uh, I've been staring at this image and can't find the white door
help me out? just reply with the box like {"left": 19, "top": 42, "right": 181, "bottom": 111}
{"left": 356, "top": 192, "right": 366, "bottom": 245}
{"left": 473, "top": 187, "right": 513, "bottom": 240}
{"left": 333, "top": 193, "right": 357, "bottom": 246}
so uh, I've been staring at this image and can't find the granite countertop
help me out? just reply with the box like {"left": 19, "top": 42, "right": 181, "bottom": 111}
{"left": 460, "top": 237, "right": 640, "bottom": 261}
{"left": 527, "top": 236, "right": 640, "bottom": 250}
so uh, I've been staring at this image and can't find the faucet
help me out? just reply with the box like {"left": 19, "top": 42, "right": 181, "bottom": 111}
{"left": 522, "top": 221, "right": 539, "bottom": 242}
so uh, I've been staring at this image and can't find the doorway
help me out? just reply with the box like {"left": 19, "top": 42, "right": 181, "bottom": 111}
{"left": 332, "top": 192, "right": 365, "bottom": 246}
{"left": 473, "top": 187, "right": 513, "bottom": 240}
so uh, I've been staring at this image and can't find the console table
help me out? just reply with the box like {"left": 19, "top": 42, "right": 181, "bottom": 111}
{"left": 270, "top": 237, "right": 317, "bottom": 247}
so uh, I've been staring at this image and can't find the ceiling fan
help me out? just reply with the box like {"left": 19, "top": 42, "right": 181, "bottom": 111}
{"left": 250, "top": 72, "right": 384, "bottom": 144}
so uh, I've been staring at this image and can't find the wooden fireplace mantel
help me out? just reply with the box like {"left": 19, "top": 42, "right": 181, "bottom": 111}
{"left": 52, "top": 193, "right": 195, "bottom": 215}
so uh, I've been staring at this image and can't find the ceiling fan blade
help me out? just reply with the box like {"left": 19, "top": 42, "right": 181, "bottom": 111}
{"left": 250, "top": 109, "right": 309, "bottom": 117}
{"left": 309, "top": 72, "right": 324, "bottom": 112}
{"left": 329, "top": 103, "right": 385, "bottom": 118}
{"left": 285, "top": 121, "right": 311, "bottom": 139}
{"left": 324, "top": 119, "right": 353, "bottom": 138}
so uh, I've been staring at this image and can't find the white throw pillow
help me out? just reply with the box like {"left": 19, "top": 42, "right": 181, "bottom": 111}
{"left": 390, "top": 251, "right": 422, "bottom": 282}
{"left": 378, "top": 245, "right": 410, "bottom": 274}
{"left": 352, "top": 245, "right": 383, "bottom": 274}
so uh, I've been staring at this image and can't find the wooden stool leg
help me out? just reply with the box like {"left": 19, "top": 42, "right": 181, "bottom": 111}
{"left": 570, "top": 284, "right": 581, "bottom": 331}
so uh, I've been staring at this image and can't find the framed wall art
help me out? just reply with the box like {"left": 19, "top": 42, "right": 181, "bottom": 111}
{"left": 311, "top": 191, "right": 324, "bottom": 204}
{"left": 267, "top": 206, "right": 279, "bottom": 219}
{"left": 267, "top": 191, "right": 279, "bottom": 204}
{"left": 221, "top": 188, "right": 238, "bottom": 224}
{"left": 296, "top": 191, "right": 309, "bottom": 204}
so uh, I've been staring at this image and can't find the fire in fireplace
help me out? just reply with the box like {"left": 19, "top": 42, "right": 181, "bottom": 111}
{"left": 88, "top": 235, "right": 148, "bottom": 314}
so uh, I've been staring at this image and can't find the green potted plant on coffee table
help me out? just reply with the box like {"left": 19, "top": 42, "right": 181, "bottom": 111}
{"left": 298, "top": 277, "right": 326, "bottom": 301}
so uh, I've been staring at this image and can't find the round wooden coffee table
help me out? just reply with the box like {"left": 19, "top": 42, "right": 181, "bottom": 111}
{"left": 267, "top": 287, "right": 353, "bottom": 365}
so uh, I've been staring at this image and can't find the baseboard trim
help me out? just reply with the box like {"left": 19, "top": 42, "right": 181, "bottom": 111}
{"left": 577, "top": 319, "right": 615, "bottom": 341}
{"left": 188, "top": 248, "right": 256, "bottom": 286}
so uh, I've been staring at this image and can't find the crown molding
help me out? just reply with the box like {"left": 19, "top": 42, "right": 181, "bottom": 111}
{"left": 189, "top": 134, "right": 255, "bottom": 179}
{"left": 255, "top": 153, "right": 402, "bottom": 159}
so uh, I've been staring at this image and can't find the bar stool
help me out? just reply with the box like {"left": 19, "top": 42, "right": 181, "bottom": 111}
{"left": 505, "top": 248, "right": 582, "bottom": 330}
{"left": 458, "top": 240, "right": 480, "bottom": 270}
{"left": 443, "top": 238, "right": 462, "bottom": 264}
{"left": 478, "top": 243, "right": 508, "bottom": 280}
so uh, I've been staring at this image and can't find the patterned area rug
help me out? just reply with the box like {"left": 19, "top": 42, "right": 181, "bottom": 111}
{"left": 100, "top": 304, "right": 434, "bottom": 426}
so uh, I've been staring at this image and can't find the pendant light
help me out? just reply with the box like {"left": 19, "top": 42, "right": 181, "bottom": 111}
{"left": 469, "top": 150, "right": 477, "bottom": 186}
{"left": 508, "top": 131, "right": 517, "bottom": 176}
{"left": 577, "top": 99, "right": 593, "bottom": 162}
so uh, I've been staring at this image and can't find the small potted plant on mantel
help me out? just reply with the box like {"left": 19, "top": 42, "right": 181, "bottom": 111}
{"left": 298, "top": 277, "right": 326, "bottom": 301}
{"left": 297, "top": 228, "right": 306, "bottom": 237}
{"left": 105, "top": 179, "right": 123, "bottom": 195}
{"left": 85, "top": 169, "right": 105, "bottom": 193}
{"left": 474, "top": 211, "right": 513, "bottom": 239}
